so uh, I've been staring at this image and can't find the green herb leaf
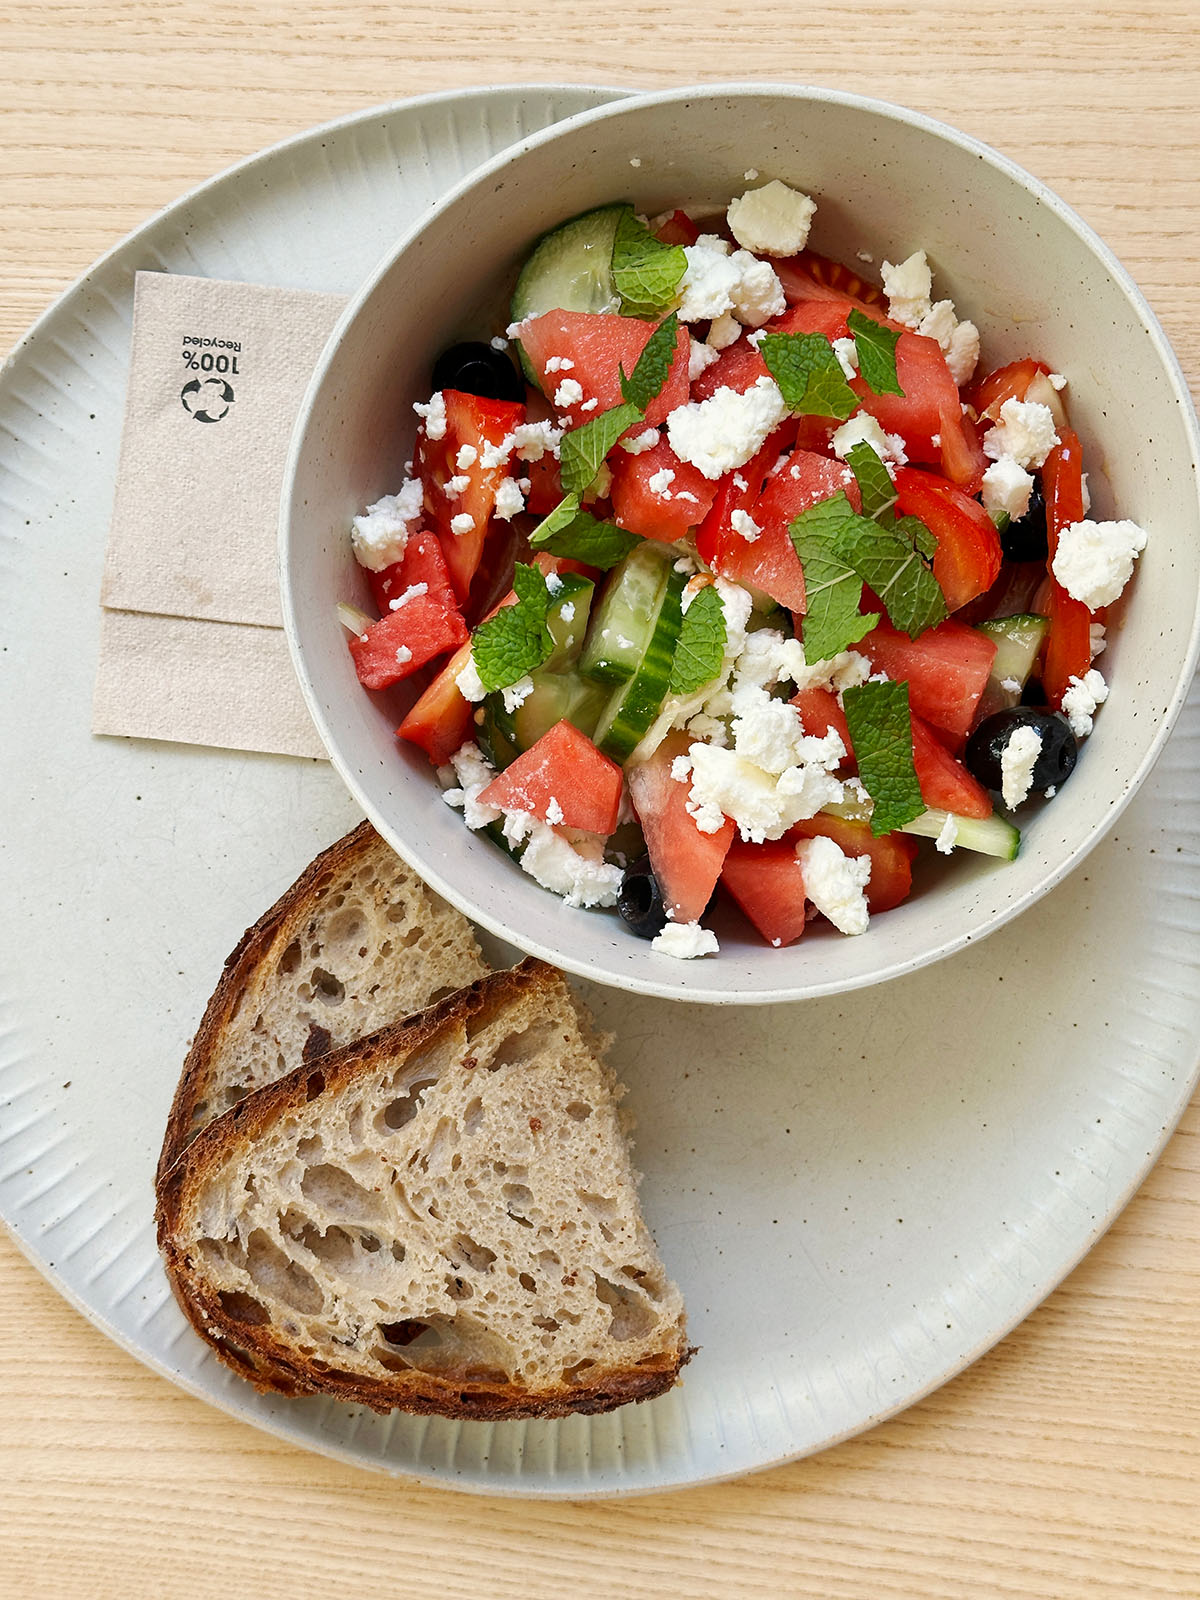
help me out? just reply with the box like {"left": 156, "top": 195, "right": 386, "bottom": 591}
{"left": 847, "top": 308, "right": 905, "bottom": 398}
{"left": 892, "top": 512, "right": 938, "bottom": 561}
{"left": 841, "top": 680, "right": 925, "bottom": 836}
{"left": 620, "top": 312, "right": 680, "bottom": 410}
{"left": 759, "top": 331, "right": 859, "bottom": 420}
{"left": 529, "top": 500, "right": 642, "bottom": 569}
{"left": 611, "top": 207, "right": 687, "bottom": 318}
{"left": 845, "top": 441, "right": 897, "bottom": 520}
{"left": 471, "top": 562, "right": 554, "bottom": 691}
{"left": 789, "top": 493, "right": 879, "bottom": 663}
{"left": 846, "top": 518, "right": 946, "bottom": 639}
{"left": 558, "top": 402, "right": 643, "bottom": 498}
{"left": 669, "top": 583, "right": 727, "bottom": 695}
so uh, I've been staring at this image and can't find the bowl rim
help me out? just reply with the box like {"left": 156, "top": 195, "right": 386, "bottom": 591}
{"left": 279, "top": 79, "right": 1200, "bottom": 1005}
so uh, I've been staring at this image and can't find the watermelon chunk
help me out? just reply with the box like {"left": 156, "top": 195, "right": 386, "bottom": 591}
{"left": 859, "top": 616, "right": 997, "bottom": 744}
{"left": 789, "top": 814, "right": 917, "bottom": 913}
{"left": 478, "top": 720, "right": 623, "bottom": 835}
{"left": 910, "top": 711, "right": 992, "bottom": 819}
{"left": 721, "top": 838, "right": 809, "bottom": 947}
{"left": 518, "top": 310, "right": 689, "bottom": 430}
{"left": 626, "top": 731, "right": 734, "bottom": 924}
{"left": 609, "top": 437, "right": 718, "bottom": 542}
{"left": 737, "top": 449, "right": 859, "bottom": 613}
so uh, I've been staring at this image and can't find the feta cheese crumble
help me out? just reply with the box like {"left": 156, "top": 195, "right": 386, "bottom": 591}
{"left": 1051, "top": 518, "right": 1147, "bottom": 610}
{"left": 830, "top": 413, "right": 907, "bottom": 465}
{"left": 647, "top": 466, "right": 676, "bottom": 497}
{"left": 831, "top": 337, "right": 860, "bottom": 379}
{"left": 706, "top": 311, "right": 742, "bottom": 350}
{"left": 455, "top": 444, "right": 478, "bottom": 470}
{"left": 554, "top": 378, "right": 584, "bottom": 409}
{"left": 1000, "top": 724, "right": 1042, "bottom": 809}
{"left": 794, "top": 835, "right": 871, "bottom": 935}
{"left": 880, "top": 250, "right": 933, "bottom": 328}
{"left": 935, "top": 813, "right": 959, "bottom": 854}
{"left": 982, "top": 398, "right": 1059, "bottom": 470}
{"left": 666, "top": 377, "right": 790, "bottom": 480}
{"left": 444, "top": 474, "right": 471, "bottom": 498}
{"left": 543, "top": 356, "right": 574, "bottom": 373}
{"left": 441, "top": 742, "right": 501, "bottom": 830}
{"left": 492, "top": 477, "right": 526, "bottom": 520}
{"left": 413, "top": 390, "right": 447, "bottom": 439}
{"left": 727, "top": 179, "right": 817, "bottom": 257}
{"left": 454, "top": 654, "right": 487, "bottom": 703}
{"left": 388, "top": 581, "right": 427, "bottom": 610}
{"left": 499, "top": 811, "right": 623, "bottom": 908}
{"left": 501, "top": 675, "right": 535, "bottom": 713}
{"left": 981, "top": 455, "right": 1035, "bottom": 521}
{"left": 676, "top": 235, "right": 786, "bottom": 328}
{"left": 1060, "top": 668, "right": 1109, "bottom": 739}
{"left": 350, "top": 479, "right": 424, "bottom": 572}
{"left": 688, "top": 339, "right": 721, "bottom": 382}
{"left": 652, "top": 920, "right": 720, "bottom": 959}
{"left": 730, "top": 508, "right": 762, "bottom": 542}
{"left": 449, "top": 512, "right": 475, "bottom": 537}
{"left": 622, "top": 426, "right": 661, "bottom": 455}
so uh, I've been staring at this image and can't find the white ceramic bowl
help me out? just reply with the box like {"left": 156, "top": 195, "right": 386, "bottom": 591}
{"left": 280, "top": 84, "right": 1200, "bottom": 1004}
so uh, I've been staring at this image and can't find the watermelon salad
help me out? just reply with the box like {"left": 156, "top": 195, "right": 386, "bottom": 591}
{"left": 340, "top": 180, "right": 1147, "bottom": 959}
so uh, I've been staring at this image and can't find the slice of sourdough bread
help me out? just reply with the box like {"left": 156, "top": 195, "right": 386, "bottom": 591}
{"left": 156, "top": 959, "right": 690, "bottom": 1419}
{"left": 157, "top": 821, "right": 488, "bottom": 1184}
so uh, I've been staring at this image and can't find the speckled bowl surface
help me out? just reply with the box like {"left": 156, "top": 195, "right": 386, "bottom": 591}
{"left": 280, "top": 83, "right": 1200, "bottom": 1004}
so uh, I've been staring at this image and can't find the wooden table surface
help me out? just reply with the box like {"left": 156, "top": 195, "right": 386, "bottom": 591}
{"left": 3, "top": 4, "right": 1199, "bottom": 1595}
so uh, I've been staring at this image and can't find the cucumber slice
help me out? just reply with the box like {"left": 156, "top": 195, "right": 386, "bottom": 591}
{"left": 974, "top": 613, "right": 1048, "bottom": 722}
{"left": 477, "top": 699, "right": 520, "bottom": 772}
{"left": 512, "top": 671, "right": 608, "bottom": 751}
{"left": 510, "top": 205, "right": 625, "bottom": 383}
{"left": 900, "top": 808, "right": 1021, "bottom": 860}
{"left": 543, "top": 572, "right": 596, "bottom": 673}
{"left": 579, "top": 543, "right": 675, "bottom": 685}
{"left": 593, "top": 568, "right": 686, "bottom": 762}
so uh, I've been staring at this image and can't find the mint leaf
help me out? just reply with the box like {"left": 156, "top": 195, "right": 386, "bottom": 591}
{"left": 841, "top": 680, "right": 924, "bottom": 836}
{"left": 759, "top": 331, "right": 859, "bottom": 420}
{"left": 845, "top": 441, "right": 896, "bottom": 520}
{"left": 789, "top": 493, "right": 879, "bottom": 663}
{"left": 611, "top": 207, "right": 687, "bottom": 317}
{"left": 669, "top": 583, "right": 727, "bottom": 695}
{"left": 620, "top": 312, "right": 679, "bottom": 410}
{"left": 848, "top": 308, "right": 905, "bottom": 398}
{"left": 845, "top": 519, "right": 947, "bottom": 639}
{"left": 893, "top": 512, "right": 938, "bottom": 561}
{"left": 529, "top": 503, "right": 641, "bottom": 569}
{"left": 471, "top": 562, "right": 554, "bottom": 691}
{"left": 558, "top": 402, "right": 643, "bottom": 498}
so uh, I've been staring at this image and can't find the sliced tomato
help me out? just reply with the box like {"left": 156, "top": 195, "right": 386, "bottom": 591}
{"left": 416, "top": 390, "right": 525, "bottom": 602}
{"left": 790, "top": 686, "right": 854, "bottom": 771}
{"left": 967, "top": 357, "right": 1050, "bottom": 421}
{"left": 788, "top": 814, "right": 917, "bottom": 913}
{"left": 859, "top": 616, "right": 997, "bottom": 744}
{"left": 772, "top": 250, "right": 884, "bottom": 311}
{"left": 609, "top": 436, "right": 718, "bottom": 542}
{"left": 653, "top": 209, "right": 700, "bottom": 247}
{"left": 892, "top": 465, "right": 1002, "bottom": 612}
{"left": 518, "top": 310, "right": 690, "bottom": 430}
{"left": 721, "top": 838, "right": 808, "bottom": 947}
{"left": 695, "top": 425, "right": 792, "bottom": 568}
{"left": 626, "top": 730, "right": 734, "bottom": 924}
{"left": 736, "top": 450, "right": 860, "bottom": 613}
{"left": 1040, "top": 427, "right": 1094, "bottom": 707}
{"left": 909, "top": 711, "right": 992, "bottom": 818}
{"left": 477, "top": 720, "right": 622, "bottom": 835}
{"left": 934, "top": 402, "right": 988, "bottom": 493}
{"left": 395, "top": 641, "right": 475, "bottom": 765}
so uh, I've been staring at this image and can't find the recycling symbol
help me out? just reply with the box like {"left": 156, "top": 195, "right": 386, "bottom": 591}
{"left": 180, "top": 376, "right": 235, "bottom": 423}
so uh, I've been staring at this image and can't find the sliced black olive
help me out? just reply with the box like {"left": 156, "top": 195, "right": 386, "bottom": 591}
{"left": 999, "top": 480, "right": 1049, "bottom": 563}
{"left": 964, "top": 707, "right": 1078, "bottom": 795}
{"left": 617, "top": 854, "right": 668, "bottom": 940}
{"left": 430, "top": 341, "right": 525, "bottom": 404}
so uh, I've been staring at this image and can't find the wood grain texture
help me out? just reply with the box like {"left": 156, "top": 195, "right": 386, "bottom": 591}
{"left": 3, "top": 3, "right": 1200, "bottom": 1595}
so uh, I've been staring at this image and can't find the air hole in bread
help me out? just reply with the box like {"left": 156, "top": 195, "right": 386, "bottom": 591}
{"left": 296, "top": 1135, "right": 323, "bottom": 1162}
{"left": 243, "top": 1230, "right": 324, "bottom": 1315}
{"left": 305, "top": 1071, "right": 325, "bottom": 1101}
{"left": 576, "top": 1189, "right": 618, "bottom": 1218}
{"left": 428, "top": 985, "right": 457, "bottom": 1003}
{"left": 292, "top": 1220, "right": 356, "bottom": 1273}
{"left": 451, "top": 1234, "right": 496, "bottom": 1273}
{"left": 277, "top": 940, "right": 302, "bottom": 976}
{"left": 565, "top": 1101, "right": 592, "bottom": 1121}
{"left": 562, "top": 1359, "right": 596, "bottom": 1384}
{"left": 302, "top": 1023, "right": 333, "bottom": 1064}
{"left": 461, "top": 1097, "right": 484, "bottom": 1135}
{"left": 503, "top": 1183, "right": 535, "bottom": 1227}
{"left": 323, "top": 908, "right": 366, "bottom": 948}
{"left": 217, "top": 1289, "right": 270, "bottom": 1326}
{"left": 381, "top": 1076, "right": 439, "bottom": 1132}
{"left": 445, "top": 1274, "right": 473, "bottom": 1301}
{"left": 300, "top": 1162, "right": 384, "bottom": 1221}
{"left": 518, "top": 1272, "right": 536, "bottom": 1293}
{"left": 379, "top": 1319, "right": 438, "bottom": 1349}
{"left": 532, "top": 1316, "right": 559, "bottom": 1332}
{"left": 593, "top": 1275, "right": 657, "bottom": 1342}
{"left": 385, "top": 898, "right": 415, "bottom": 924}
{"left": 310, "top": 967, "right": 345, "bottom": 1006}
{"left": 360, "top": 1233, "right": 381, "bottom": 1253}
{"left": 390, "top": 1241, "right": 406, "bottom": 1263}
{"left": 485, "top": 1023, "right": 553, "bottom": 1073}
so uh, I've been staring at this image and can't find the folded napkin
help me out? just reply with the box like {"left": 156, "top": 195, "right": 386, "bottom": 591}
{"left": 93, "top": 271, "right": 349, "bottom": 759}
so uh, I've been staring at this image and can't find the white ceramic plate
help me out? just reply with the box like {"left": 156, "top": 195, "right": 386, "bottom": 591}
{"left": 2, "top": 86, "right": 1200, "bottom": 1498}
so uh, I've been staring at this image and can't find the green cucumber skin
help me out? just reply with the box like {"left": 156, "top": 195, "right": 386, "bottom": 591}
{"left": 544, "top": 572, "right": 596, "bottom": 673}
{"left": 975, "top": 613, "right": 1049, "bottom": 722}
{"left": 579, "top": 543, "right": 673, "bottom": 686}
{"left": 594, "top": 569, "right": 686, "bottom": 763}
{"left": 900, "top": 808, "right": 1020, "bottom": 861}
{"left": 510, "top": 205, "right": 625, "bottom": 385}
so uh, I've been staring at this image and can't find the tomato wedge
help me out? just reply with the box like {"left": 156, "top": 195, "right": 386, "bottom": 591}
{"left": 772, "top": 249, "right": 885, "bottom": 311}
{"left": 967, "top": 357, "right": 1050, "bottom": 420}
{"left": 416, "top": 390, "right": 525, "bottom": 603}
{"left": 892, "top": 465, "right": 1002, "bottom": 611}
{"left": 1040, "top": 427, "right": 1094, "bottom": 706}
{"left": 395, "top": 640, "right": 476, "bottom": 765}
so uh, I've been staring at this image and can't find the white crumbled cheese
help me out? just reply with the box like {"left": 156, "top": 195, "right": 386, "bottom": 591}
{"left": 935, "top": 813, "right": 959, "bottom": 854}
{"left": 1090, "top": 622, "right": 1107, "bottom": 660}
{"left": 648, "top": 467, "right": 676, "bottom": 497}
{"left": 622, "top": 425, "right": 661, "bottom": 455}
{"left": 394, "top": 645, "right": 413, "bottom": 666}
{"left": 479, "top": 438, "right": 513, "bottom": 470}
{"left": 414, "top": 391, "right": 447, "bottom": 439}
{"left": 732, "top": 471, "right": 749, "bottom": 491}
{"left": 511, "top": 419, "right": 562, "bottom": 462}
{"left": 629, "top": 156, "right": 642, "bottom": 168}
{"left": 454, "top": 654, "right": 487, "bottom": 703}
{"left": 442, "top": 742, "right": 501, "bottom": 830}
{"left": 915, "top": 299, "right": 957, "bottom": 351}
{"left": 743, "top": 168, "right": 759, "bottom": 181}
{"left": 688, "top": 339, "right": 721, "bottom": 382}
{"left": 981, "top": 455, "right": 1035, "bottom": 521}
{"left": 830, "top": 414, "right": 907, "bottom": 465}
{"left": 881, "top": 250, "right": 933, "bottom": 328}
{"left": 707, "top": 311, "right": 742, "bottom": 350}
{"left": 554, "top": 378, "right": 584, "bottom": 409}
{"left": 350, "top": 479, "right": 425, "bottom": 572}
{"left": 726, "top": 179, "right": 816, "bottom": 257}
{"left": 388, "top": 581, "right": 427, "bottom": 610}
{"left": 450, "top": 512, "right": 475, "bottom": 537}
{"left": 545, "top": 572, "right": 564, "bottom": 596}
{"left": 666, "top": 377, "right": 789, "bottom": 480}
{"left": 676, "top": 235, "right": 786, "bottom": 327}
{"left": 492, "top": 477, "right": 526, "bottom": 520}
{"left": 1000, "top": 724, "right": 1042, "bottom": 809}
{"left": 999, "top": 677, "right": 1022, "bottom": 695}
{"left": 455, "top": 444, "right": 478, "bottom": 470}
{"left": 500, "top": 811, "right": 622, "bottom": 908}
{"left": 501, "top": 675, "right": 535, "bottom": 713}
{"left": 1060, "top": 668, "right": 1109, "bottom": 739}
{"left": 730, "top": 508, "right": 761, "bottom": 543}
{"left": 670, "top": 754, "right": 693, "bottom": 784}
{"left": 944, "top": 320, "right": 981, "bottom": 386}
{"left": 560, "top": 601, "right": 576, "bottom": 623}
{"left": 1051, "top": 518, "right": 1147, "bottom": 610}
{"left": 794, "top": 835, "right": 871, "bottom": 935}
{"left": 541, "top": 797, "right": 564, "bottom": 829}
{"left": 831, "top": 337, "right": 860, "bottom": 379}
{"left": 543, "top": 356, "right": 574, "bottom": 373}
{"left": 730, "top": 687, "right": 846, "bottom": 778}
{"left": 685, "top": 740, "right": 844, "bottom": 843}
{"left": 580, "top": 398, "right": 598, "bottom": 412}
{"left": 651, "top": 920, "right": 720, "bottom": 959}
{"left": 1048, "top": 372, "right": 1067, "bottom": 391}
{"left": 490, "top": 335, "right": 509, "bottom": 352}
{"left": 982, "top": 398, "right": 1059, "bottom": 470}
{"left": 444, "top": 473, "right": 471, "bottom": 498}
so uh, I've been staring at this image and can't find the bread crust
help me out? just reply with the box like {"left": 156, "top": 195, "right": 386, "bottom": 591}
{"left": 156, "top": 961, "right": 691, "bottom": 1421}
